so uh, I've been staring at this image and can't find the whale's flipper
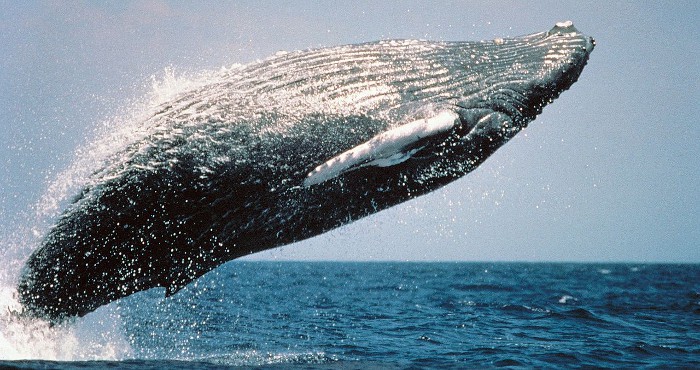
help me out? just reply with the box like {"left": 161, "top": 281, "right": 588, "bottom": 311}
{"left": 304, "top": 111, "right": 460, "bottom": 186}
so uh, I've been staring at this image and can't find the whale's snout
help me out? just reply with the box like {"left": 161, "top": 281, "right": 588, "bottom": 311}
{"left": 447, "top": 22, "right": 594, "bottom": 150}
{"left": 548, "top": 20, "right": 595, "bottom": 53}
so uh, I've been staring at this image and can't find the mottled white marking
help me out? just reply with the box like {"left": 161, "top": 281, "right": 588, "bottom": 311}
{"left": 549, "top": 21, "right": 579, "bottom": 36}
{"left": 304, "top": 111, "right": 459, "bottom": 186}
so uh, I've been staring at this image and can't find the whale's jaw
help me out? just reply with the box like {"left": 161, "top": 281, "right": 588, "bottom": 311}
{"left": 17, "top": 23, "right": 594, "bottom": 323}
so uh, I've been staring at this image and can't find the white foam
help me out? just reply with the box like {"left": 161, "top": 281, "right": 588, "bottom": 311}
{"left": 0, "top": 278, "right": 132, "bottom": 360}
{"left": 0, "top": 226, "right": 132, "bottom": 360}
{"left": 558, "top": 295, "right": 575, "bottom": 304}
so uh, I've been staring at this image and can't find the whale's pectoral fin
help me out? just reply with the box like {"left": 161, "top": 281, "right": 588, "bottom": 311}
{"left": 303, "top": 111, "right": 460, "bottom": 186}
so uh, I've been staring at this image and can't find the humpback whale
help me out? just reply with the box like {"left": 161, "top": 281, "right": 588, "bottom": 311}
{"left": 18, "top": 22, "right": 594, "bottom": 322}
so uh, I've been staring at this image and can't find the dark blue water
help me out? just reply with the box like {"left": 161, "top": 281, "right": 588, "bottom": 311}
{"left": 3, "top": 262, "right": 699, "bottom": 368}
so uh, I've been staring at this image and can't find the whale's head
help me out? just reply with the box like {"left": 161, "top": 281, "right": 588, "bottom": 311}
{"left": 430, "top": 21, "right": 595, "bottom": 179}
{"left": 304, "top": 21, "right": 594, "bottom": 190}
{"left": 451, "top": 21, "right": 594, "bottom": 131}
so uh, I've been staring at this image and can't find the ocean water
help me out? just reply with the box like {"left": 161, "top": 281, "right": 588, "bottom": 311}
{"left": 1, "top": 262, "right": 698, "bottom": 368}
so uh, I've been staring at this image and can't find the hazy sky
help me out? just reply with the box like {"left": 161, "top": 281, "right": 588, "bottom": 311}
{"left": 1, "top": 1, "right": 698, "bottom": 262}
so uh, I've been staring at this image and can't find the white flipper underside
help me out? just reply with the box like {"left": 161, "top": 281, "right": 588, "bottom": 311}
{"left": 304, "top": 111, "right": 460, "bottom": 186}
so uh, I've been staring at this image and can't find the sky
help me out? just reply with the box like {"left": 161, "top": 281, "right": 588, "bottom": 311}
{"left": 0, "top": 1, "right": 698, "bottom": 263}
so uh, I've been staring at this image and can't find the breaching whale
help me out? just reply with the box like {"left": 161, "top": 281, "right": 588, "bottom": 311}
{"left": 18, "top": 22, "right": 594, "bottom": 322}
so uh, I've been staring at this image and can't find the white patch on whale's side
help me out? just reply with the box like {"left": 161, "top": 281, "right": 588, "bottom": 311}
{"left": 304, "top": 111, "right": 460, "bottom": 186}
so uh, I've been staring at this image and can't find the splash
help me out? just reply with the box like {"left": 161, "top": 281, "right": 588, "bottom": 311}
{"left": 0, "top": 226, "right": 132, "bottom": 360}
{"left": 36, "top": 65, "right": 237, "bottom": 220}
{"left": 0, "top": 66, "right": 231, "bottom": 361}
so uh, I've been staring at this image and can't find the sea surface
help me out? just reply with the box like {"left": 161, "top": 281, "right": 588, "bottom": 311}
{"left": 1, "top": 262, "right": 699, "bottom": 368}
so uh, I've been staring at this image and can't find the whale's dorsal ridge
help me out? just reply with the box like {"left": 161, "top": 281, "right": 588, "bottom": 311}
{"left": 303, "top": 110, "right": 460, "bottom": 187}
